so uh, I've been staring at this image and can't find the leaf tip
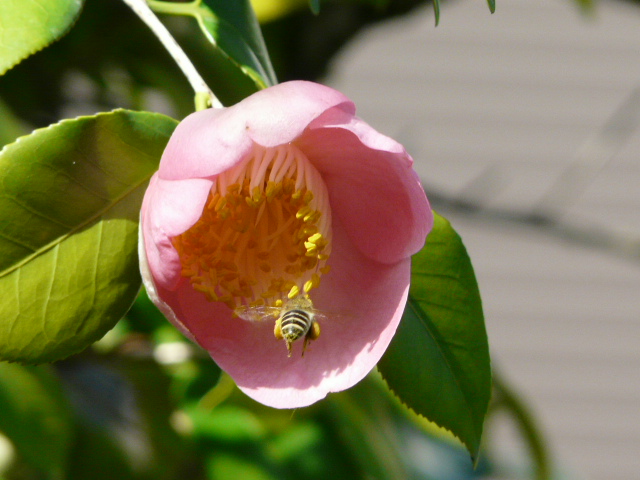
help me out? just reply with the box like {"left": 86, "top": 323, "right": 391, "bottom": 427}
{"left": 377, "top": 368, "right": 481, "bottom": 462}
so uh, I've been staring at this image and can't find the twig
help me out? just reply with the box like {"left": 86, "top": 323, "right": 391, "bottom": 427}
{"left": 121, "top": 0, "right": 223, "bottom": 109}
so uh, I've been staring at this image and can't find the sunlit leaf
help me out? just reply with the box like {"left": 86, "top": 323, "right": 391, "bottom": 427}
{"left": 0, "top": 0, "right": 84, "bottom": 75}
{"left": 150, "top": 0, "right": 277, "bottom": 96}
{"left": 202, "top": 0, "right": 277, "bottom": 84}
{"left": 378, "top": 212, "right": 491, "bottom": 462}
{"left": 0, "top": 363, "right": 74, "bottom": 477}
{"left": 0, "top": 110, "right": 177, "bottom": 363}
{"left": 250, "top": 0, "right": 306, "bottom": 24}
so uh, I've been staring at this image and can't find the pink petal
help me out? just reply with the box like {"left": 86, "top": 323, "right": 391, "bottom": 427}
{"left": 148, "top": 215, "right": 409, "bottom": 408}
{"left": 141, "top": 174, "right": 213, "bottom": 290}
{"left": 241, "top": 81, "right": 354, "bottom": 147}
{"left": 139, "top": 226, "right": 197, "bottom": 345}
{"left": 140, "top": 81, "right": 432, "bottom": 408}
{"left": 159, "top": 81, "right": 354, "bottom": 181}
{"left": 297, "top": 116, "right": 433, "bottom": 264}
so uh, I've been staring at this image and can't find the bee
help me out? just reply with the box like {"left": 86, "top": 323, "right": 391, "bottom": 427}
{"left": 235, "top": 296, "right": 324, "bottom": 357}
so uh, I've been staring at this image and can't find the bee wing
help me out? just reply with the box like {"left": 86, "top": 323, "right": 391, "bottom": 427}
{"left": 309, "top": 309, "right": 349, "bottom": 323}
{"left": 234, "top": 305, "right": 280, "bottom": 323}
{"left": 310, "top": 310, "right": 330, "bottom": 322}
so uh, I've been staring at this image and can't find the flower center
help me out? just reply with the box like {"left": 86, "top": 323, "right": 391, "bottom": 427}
{"left": 172, "top": 143, "right": 332, "bottom": 310}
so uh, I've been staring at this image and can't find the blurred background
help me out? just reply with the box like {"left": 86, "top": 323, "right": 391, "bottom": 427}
{"left": 324, "top": 0, "right": 640, "bottom": 478}
{"left": 1, "top": 0, "right": 639, "bottom": 479}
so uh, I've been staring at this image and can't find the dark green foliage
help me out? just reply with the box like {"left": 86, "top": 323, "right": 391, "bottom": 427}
{"left": 378, "top": 213, "right": 491, "bottom": 461}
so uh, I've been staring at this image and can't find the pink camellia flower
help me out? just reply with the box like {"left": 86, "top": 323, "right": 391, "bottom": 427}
{"left": 139, "top": 80, "right": 432, "bottom": 408}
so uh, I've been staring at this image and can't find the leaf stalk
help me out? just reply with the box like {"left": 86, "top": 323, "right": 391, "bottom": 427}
{"left": 490, "top": 372, "right": 552, "bottom": 480}
{"left": 121, "top": 0, "right": 223, "bottom": 110}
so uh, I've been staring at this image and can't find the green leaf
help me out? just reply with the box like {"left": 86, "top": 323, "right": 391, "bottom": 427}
{"left": 433, "top": 0, "right": 440, "bottom": 26}
{"left": 187, "top": 404, "right": 266, "bottom": 443}
{"left": 206, "top": 452, "right": 278, "bottom": 480}
{"left": 486, "top": 0, "right": 496, "bottom": 14}
{"left": 61, "top": 357, "right": 193, "bottom": 480}
{"left": 308, "top": 0, "right": 320, "bottom": 15}
{"left": 0, "top": 98, "right": 29, "bottom": 149}
{"left": 326, "top": 378, "right": 411, "bottom": 480}
{"left": 0, "top": 110, "right": 178, "bottom": 363}
{"left": 0, "top": 363, "right": 74, "bottom": 478}
{"left": 377, "top": 212, "right": 491, "bottom": 462}
{"left": 0, "top": 0, "right": 84, "bottom": 75}
{"left": 200, "top": 0, "right": 277, "bottom": 86}
{"left": 149, "top": 0, "right": 277, "bottom": 94}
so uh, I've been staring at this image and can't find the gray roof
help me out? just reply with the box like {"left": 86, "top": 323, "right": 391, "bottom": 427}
{"left": 328, "top": 0, "right": 640, "bottom": 478}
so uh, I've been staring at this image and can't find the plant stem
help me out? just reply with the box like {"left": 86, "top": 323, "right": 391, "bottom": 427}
{"left": 491, "top": 372, "right": 552, "bottom": 480}
{"left": 121, "top": 0, "right": 223, "bottom": 110}
{"left": 147, "top": 0, "right": 200, "bottom": 16}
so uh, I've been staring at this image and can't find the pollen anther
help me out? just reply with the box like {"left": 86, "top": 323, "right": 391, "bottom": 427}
{"left": 172, "top": 143, "right": 332, "bottom": 311}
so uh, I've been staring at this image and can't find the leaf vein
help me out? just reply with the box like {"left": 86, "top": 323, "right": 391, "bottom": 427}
{"left": 42, "top": 243, "right": 59, "bottom": 342}
{"left": 408, "top": 298, "right": 478, "bottom": 434}
{"left": 0, "top": 178, "right": 151, "bottom": 278}
{"left": 1, "top": 194, "right": 75, "bottom": 229}
{"left": 0, "top": 229, "right": 38, "bottom": 253}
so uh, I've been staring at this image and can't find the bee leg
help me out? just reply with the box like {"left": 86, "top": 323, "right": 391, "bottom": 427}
{"left": 301, "top": 321, "right": 321, "bottom": 357}
{"left": 274, "top": 318, "right": 283, "bottom": 340}
{"left": 274, "top": 318, "right": 292, "bottom": 357}
{"left": 274, "top": 318, "right": 293, "bottom": 357}
{"left": 309, "top": 320, "right": 321, "bottom": 340}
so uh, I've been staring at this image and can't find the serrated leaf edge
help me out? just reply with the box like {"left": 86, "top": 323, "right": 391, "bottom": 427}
{"left": 378, "top": 370, "right": 475, "bottom": 454}
{"left": 195, "top": 8, "right": 275, "bottom": 88}
{"left": 0, "top": 109, "right": 175, "bottom": 279}
{"left": 0, "top": 0, "right": 85, "bottom": 76}
{"left": 386, "top": 296, "right": 481, "bottom": 460}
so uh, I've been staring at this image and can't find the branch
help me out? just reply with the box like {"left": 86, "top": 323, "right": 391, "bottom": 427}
{"left": 121, "top": 0, "right": 223, "bottom": 110}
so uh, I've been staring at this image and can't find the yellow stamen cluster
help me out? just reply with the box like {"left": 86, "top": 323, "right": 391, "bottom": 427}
{"left": 172, "top": 143, "right": 332, "bottom": 310}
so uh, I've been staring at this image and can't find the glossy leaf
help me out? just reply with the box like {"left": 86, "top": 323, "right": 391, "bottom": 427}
{"left": 0, "top": 0, "right": 84, "bottom": 75}
{"left": 0, "top": 363, "right": 74, "bottom": 477}
{"left": 0, "top": 110, "right": 177, "bottom": 363}
{"left": 150, "top": 0, "right": 277, "bottom": 94}
{"left": 378, "top": 212, "right": 491, "bottom": 462}
{"left": 201, "top": 0, "right": 277, "bottom": 86}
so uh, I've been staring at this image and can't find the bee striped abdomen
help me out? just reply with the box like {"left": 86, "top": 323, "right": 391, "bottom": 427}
{"left": 269, "top": 296, "right": 323, "bottom": 357}
{"left": 280, "top": 309, "right": 313, "bottom": 341}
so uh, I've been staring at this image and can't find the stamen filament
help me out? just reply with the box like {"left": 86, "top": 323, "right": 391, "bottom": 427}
{"left": 173, "top": 143, "right": 332, "bottom": 311}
